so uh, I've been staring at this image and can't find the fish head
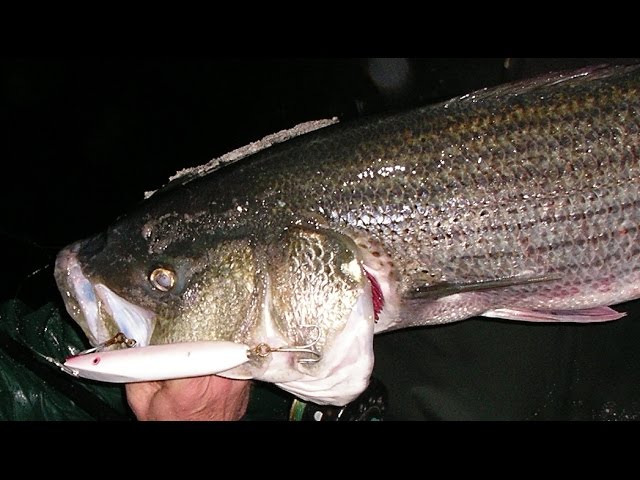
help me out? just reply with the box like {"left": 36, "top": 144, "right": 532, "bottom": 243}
{"left": 55, "top": 209, "right": 376, "bottom": 405}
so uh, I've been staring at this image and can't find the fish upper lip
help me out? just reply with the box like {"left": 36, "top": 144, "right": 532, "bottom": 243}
{"left": 55, "top": 241, "right": 156, "bottom": 347}
{"left": 55, "top": 243, "right": 103, "bottom": 345}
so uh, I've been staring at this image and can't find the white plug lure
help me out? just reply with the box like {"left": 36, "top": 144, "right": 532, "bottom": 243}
{"left": 62, "top": 341, "right": 251, "bottom": 383}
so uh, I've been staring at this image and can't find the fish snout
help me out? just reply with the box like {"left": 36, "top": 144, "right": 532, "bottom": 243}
{"left": 55, "top": 239, "right": 156, "bottom": 348}
{"left": 54, "top": 241, "right": 104, "bottom": 345}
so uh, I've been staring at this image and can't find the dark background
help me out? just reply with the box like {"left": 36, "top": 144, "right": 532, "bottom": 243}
{"left": 2, "top": 58, "right": 640, "bottom": 419}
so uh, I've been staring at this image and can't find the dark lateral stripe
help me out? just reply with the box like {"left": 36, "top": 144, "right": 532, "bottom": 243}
{"left": 454, "top": 223, "right": 639, "bottom": 263}
{"left": 546, "top": 246, "right": 640, "bottom": 277}
{"left": 527, "top": 225, "right": 638, "bottom": 255}
{"left": 525, "top": 198, "right": 640, "bottom": 231}
{"left": 429, "top": 195, "right": 640, "bottom": 244}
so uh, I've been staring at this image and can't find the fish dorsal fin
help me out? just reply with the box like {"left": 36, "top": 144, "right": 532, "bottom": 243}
{"left": 443, "top": 64, "right": 640, "bottom": 109}
{"left": 406, "top": 273, "right": 560, "bottom": 300}
{"left": 144, "top": 117, "right": 339, "bottom": 199}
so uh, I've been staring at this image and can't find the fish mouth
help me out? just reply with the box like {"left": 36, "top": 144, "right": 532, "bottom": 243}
{"left": 54, "top": 241, "right": 156, "bottom": 348}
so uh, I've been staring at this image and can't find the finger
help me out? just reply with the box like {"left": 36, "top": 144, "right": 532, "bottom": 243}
{"left": 126, "top": 376, "right": 252, "bottom": 421}
{"left": 125, "top": 381, "right": 162, "bottom": 419}
{"left": 152, "top": 376, "right": 252, "bottom": 420}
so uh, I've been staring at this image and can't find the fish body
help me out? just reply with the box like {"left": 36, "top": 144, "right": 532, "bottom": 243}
{"left": 55, "top": 65, "right": 640, "bottom": 405}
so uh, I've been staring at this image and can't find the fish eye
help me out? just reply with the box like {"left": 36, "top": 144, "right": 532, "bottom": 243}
{"left": 149, "top": 267, "right": 176, "bottom": 292}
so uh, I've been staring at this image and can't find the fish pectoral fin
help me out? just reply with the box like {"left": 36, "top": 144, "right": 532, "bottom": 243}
{"left": 483, "top": 306, "right": 626, "bottom": 323}
{"left": 406, "top": 273, "right": 560, "bottom": 299}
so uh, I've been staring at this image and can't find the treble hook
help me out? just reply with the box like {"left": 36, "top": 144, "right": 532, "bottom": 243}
{"left": 75, "top": 332, "right": 137, "bottom": 355}
{"left": 250, "top": 324, "right": 322, "bottom": 364}
{"left": 37, "top": 351, "right": 80, "bottom": 377}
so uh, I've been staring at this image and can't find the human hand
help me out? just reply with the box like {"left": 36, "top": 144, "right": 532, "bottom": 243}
{"left": 125, "top": 376, "right": 251, "bottom": 421}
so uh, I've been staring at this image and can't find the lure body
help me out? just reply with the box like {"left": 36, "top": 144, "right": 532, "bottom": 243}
{"left": 63, "top": 341, "right": 251, "bottom": 383}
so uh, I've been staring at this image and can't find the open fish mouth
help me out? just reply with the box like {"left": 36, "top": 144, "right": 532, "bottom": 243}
{"left": 54, "top": 242, "right": 156, "bottom": 348}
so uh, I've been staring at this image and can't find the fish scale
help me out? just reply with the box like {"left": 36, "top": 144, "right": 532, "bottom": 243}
{"left": 54, "top": 64, "right": 640, "bottom": 405}
{"left": 176, "top": 66, "right": 639, "bottom": 315}
{"left": 265, "top": 66, "right": 640, "bottom": 326}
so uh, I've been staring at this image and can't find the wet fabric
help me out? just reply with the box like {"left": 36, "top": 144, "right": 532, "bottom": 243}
{"left": 0, "top": 300, "right": 134, "bottom": 420}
